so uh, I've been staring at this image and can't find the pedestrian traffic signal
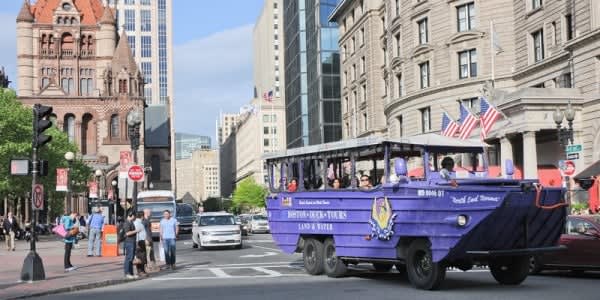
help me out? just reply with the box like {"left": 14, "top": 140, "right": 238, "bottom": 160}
{"left": 39, "top": 160, "right": 49, "bottom": 177}
{"left": 33, "top": 104, "right": 53, "bottom": 148}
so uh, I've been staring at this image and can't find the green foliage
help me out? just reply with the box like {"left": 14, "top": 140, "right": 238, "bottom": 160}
{"left": 0, "top": 88, "right": 91, "bottom": 218}
{"left": 232, "top": 177, "right": 267, "bottom": 211}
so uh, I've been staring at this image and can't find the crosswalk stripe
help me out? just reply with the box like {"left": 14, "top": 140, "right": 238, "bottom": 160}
{"left": 252, "top": 267, "right": 283, "bottom": 277}
{"left": 209, "top": 268, "right": 232, "bottom": 278}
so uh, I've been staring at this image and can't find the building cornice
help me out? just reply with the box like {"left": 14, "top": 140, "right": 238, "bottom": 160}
{"left": 512, "top": 51, "right": 570, "bottom": 80}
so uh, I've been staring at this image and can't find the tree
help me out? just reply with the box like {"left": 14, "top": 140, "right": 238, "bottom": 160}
{"left": 0, "top": 88, "right": 91, "bottom": 221}
{"left": 232, "top": 177, "right": 267, "bottom": 211}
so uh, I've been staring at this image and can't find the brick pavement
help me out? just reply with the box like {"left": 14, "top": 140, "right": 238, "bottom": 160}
{"left": 0, "top": 237, "right": 157, "bottom": 299}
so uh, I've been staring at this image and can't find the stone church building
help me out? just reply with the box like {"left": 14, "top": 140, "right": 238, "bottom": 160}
{"left": 15, "top": 0, "right": 162, "bottom": 210}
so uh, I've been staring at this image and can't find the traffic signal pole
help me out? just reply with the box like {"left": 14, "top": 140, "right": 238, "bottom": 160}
{"left": 21, "top": 104, "right": 52, "bottom": 282}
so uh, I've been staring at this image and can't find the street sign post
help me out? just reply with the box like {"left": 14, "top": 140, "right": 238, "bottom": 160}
{"left": 567, "top": 153, "right": 579, "bottom": 160}
{"left": 32, "top": 184, "right": 44, "bottom": 211}
{"left": 565, "top": 144, "right": 582, "bottom": 153}
{"left": 128, "top": 165, "right": 144, "bottom": 182}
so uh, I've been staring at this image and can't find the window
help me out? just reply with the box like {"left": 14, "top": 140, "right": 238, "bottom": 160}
{"left": 352, "top": 37, "right": 356, "bottom": 53}
{"left": 418, "top": 18, "right": 428, "bottom": 44}
{"left": 119, "top": 79, "right": 128, "bottom": 94}
{"left": 395, "top": 0, "right": 400, "bottom": 16}
{"left": 457, "top": 3, "right": 475, "bottom": 32}
{"left": 141, "top": 10, "right": 152, "bottom": 32}
{"left": 361, "top": 56, "right": 365, "bottom": 74}
{"left": 352, "top": 64, "right": 357, "bottom": 80}
{"left": 140, "top": 0, "right": 151, "bottom": 5}
{"left": 274, "top": 2, "right": 278, "bottom": 8}
{"left": 344, "top": 71, "right": 348, "bottom": 86}
{"left": 419, "top": 62, "right": 430, "bottom": 89}
{"left": 64, "top": 115, "right": 75, "bottom": 142}
{"left": 382, "top": 16, "right": 386, "bottom": 32}
{"left": 556, "top": 72, "right": 572, "bottom": 88}
{"left": 532, "top": 0, "right": 542, "bottom": 10}
{"left": 141, "top": 62, "right": 152, "bottom": 84}
{"left": 395, "top": 33, "right": 401, "bottom": 56}
{"left": 141, "top": 36, "right": 152, "bottom": 57}
{"left": 125, "top": 0, "right": 135, "bottom": 4}
{"left": 342, "top": 45, "right": 347, "bottom": 60}
{"left": 420, "top": 107, "right": 431, "bottom": 133}
{"left": 564, "top": 14, "right": 574, "bottom": 41}
{"left": 363, "top": 113, "right": 368, "bottom": 131}
{"left": 264, "top": 139, "right": 270, "bottom": 147}
{"left": 532, "top": 29, "right": 544, "bottom": 62}
{"left": 79, "top": 68, "right": 93, "bottom": 96}
{"left": 458, "top": 49, "right": 477, "bottom": 79}
{"left": 124, "top": 9, "right": 135, "bottom": 31}
{"left": 110, "top": 114, "right": 120, "bottom": 138}
{"left": 396, "top": 73, "right": 403, "bottom": 97}
{"left": 264, "top": 127, "right": 269, "bottom": 134}
{"left": 345, "top": 96, "right": 349, "bottom": 112}
{"left": 353, "top": 90, "right": 358, "bottom": 109}
{"left": 263, "top": 114, "right": 270, "bottom": 122}
{"left": 383, "top": 47, "right": 387, "bottom": 65}
{"left": 128, "top": 36, "right": 135, "bottom": 56}
{"left": 360, "top": 27, "right": 365, "bottom": 45}
{"left": 461, "top": 98, "right": 480, "bottom": 115}
{"left": 361, "top": 84, "right": 367, "bottom": 102}
{"left": 551, "top": 21, "right": 557, "bottom": 45}
{"left": 397, "top": 115, "right": 404, "bottom": 137}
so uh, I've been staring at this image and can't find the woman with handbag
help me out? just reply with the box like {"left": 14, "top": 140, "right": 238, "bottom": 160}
{"left": 133, "top": 212, "right": 148, "bottom": 277}
{"left": 61, "top": 212, "right": 78, "bottom": 272}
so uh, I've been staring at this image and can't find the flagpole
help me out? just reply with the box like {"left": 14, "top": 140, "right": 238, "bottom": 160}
{"left": 490, "top": 20, "right": 495, "bottom": 86}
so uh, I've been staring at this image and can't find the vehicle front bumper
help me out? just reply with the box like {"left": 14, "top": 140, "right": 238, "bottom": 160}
{"left": 251, "top": 224, "right": 270, "bottom": 232}
{"left": 200, "top": 234, "right": 242, "bottom": 247}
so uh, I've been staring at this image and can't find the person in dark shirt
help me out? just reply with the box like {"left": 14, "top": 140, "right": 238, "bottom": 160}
{"left": 142, "top": 209, "right": 157, "bottom": 271}
{"left": 3, "top": 212, "right": 18, "bottom": 251}
{"left": 123, "top": 212, "right": 141, "bottom": 279}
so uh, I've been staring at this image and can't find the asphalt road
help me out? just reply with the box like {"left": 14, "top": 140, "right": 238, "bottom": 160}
{"left": 35, "top": 233, "right": 600, "bottom": 300}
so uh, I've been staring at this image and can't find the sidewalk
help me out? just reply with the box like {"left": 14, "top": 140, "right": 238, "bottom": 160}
{"left": 0, "top": 237, "right": 151, "bottom": 299}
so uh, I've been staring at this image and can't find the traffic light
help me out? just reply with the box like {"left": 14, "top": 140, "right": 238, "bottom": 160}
{"left": 33, "top": 104, "right": 53, "bottom": 148}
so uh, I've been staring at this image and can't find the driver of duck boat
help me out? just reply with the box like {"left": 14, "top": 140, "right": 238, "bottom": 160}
{"left": 439, "top": 157, "right": 455, "bottom": 180}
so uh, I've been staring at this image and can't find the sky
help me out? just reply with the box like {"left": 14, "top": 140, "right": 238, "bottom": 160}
{"left": 0, "top": 0, "right": 265, "bottom": 145}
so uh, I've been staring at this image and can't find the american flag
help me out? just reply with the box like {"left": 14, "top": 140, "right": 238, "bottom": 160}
{"left": 263, "top": 90, "right": 273, "bottom": 102}
{"left": 479, "top": 97, "right": 501, "bottom": 139}
{"left": 441, "top": 111, "right": 459, "bottom": 137}
{"left": 458, "top": 103, "right": 478, "bottom": 140}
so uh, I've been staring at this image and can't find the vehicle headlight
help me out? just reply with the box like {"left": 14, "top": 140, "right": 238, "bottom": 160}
{"left": 235, "top": 230, "right": 241, "bottom": 235}
{"left": 457, "top": 215, "right": 469, "bottom": 227}
{"left": 243, "top": 225, "right": 248, "bottom": 230}
{"left": 201, "top": 231, "right": 211, "bottom": 236}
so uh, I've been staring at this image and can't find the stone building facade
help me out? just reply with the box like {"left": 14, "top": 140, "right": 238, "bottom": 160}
{"left": 176, "top": 149, "right": 219, "bottom": 204}
{"left": 332, "top": 0, "right": 600, "bottom": 178}
{"left": 16, "top": 0, "right": 146, "bottom": 193}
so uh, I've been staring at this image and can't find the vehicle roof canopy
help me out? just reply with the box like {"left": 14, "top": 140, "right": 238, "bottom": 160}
{"left": 137, "top": 190, "right": 175, "bottom": 200}
{"left": 263, "top": 133, "right": 488, "bottom": 162}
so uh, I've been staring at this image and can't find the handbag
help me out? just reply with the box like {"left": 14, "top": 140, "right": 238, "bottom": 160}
{"left": 52, "top": 224, "right": 68, "bottom": 237}
{"left": 133, "top": 257, "right": 142, "bottom": 265}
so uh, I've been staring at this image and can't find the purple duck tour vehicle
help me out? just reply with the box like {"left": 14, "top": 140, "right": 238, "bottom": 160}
{"left": 264, "top": 133, "right": 568, "bottom": 290}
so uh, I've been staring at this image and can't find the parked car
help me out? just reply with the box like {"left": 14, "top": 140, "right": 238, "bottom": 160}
{"left": 248, "top": 214, "right": 270, "bottom": 234}
{"left": 192, "top": 212, "right": 242, "bottom": 249}
{"left": 176, "top": 203, "right": 196, "bottom": 233}
{"left": 530, "top": 215, "right": 600, "bottom": 274}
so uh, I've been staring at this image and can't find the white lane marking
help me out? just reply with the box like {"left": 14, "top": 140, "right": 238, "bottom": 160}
{"left": 240, "top": 251, "right": 279, "bottom": 258}
{"left": 190, "top": 264, "right": 300, "bottom": 270}
{"left": 253, "top": 267, "right": 283, "bottom": 277}
{"left": 251, "top": 244, "right": 283, "bottom": 252}
{"left": 208, "top": 268, "right": 232, "bottom": 278}
{"left": 151, "top": 274, "right": 309, "bottom": 281}
{"left": 214, "top": 261, "right": 301, "bottom": 267}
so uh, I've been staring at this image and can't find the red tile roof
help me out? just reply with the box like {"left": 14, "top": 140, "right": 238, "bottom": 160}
{"left": 31, "top": 0, "right": 104, "bottom": 26}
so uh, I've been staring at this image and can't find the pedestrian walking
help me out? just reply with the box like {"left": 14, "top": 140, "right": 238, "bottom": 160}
{"left": 3, "top": 212, "right": 18, "bottom": 251}
{"left": 123, "top": 212, "right": 140, "bottom": 279}
{"left": 142, "top": 209, "right": 157, "bottom": 271}
{"left": 61, "top": 212, "right": 78, "bottom": 272}
{"left": 87, "top": 207, "right": 104, "bottom": 257}
{"left": 159, "top": 210, "right": 178, "bottom": 270}
{"left": 134, "top": 212, "right": 148, "bottom": 277}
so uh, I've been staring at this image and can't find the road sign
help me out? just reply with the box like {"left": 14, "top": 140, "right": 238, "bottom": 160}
{"left": 32, "top": 184, "right": 44, "bottom": 210}
{"left": 565, "top": 144, "right": 582, "bottom": 154}
{"left": 559, "top": 160, "right": 576, "bottom": 176}
{"left": 10, "top": 159, "right": 30, "bottom": 176}
{"left": 128, "top": 165, "right": 144, "bottom": 182}
{"left": 567, "top": 153, "right": 580, "bottom": 160}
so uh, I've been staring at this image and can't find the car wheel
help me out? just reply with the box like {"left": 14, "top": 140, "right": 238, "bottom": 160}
{"left": 303, "top": 238, "right": 325, "bottom": 275}
{"left": 323, "top": 239, "right": 347, "bottom": 278}
{"left": 490, "top": 256, "right": 530, "bottom": 285}
{"left": 529, "top": 256, "right": 543, "bottom": 275}
{"left": 372, "top": 263, "right": 394, "bottom": 272}
{"left": 406, "top": 239, "right": 446, "bottom": 290}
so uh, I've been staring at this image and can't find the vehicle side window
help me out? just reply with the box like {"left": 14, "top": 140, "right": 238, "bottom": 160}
{"left": 566, "top": 219, "right": 595, "bottom": 235}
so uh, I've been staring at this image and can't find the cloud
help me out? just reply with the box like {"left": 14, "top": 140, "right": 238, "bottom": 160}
{"left": 0, "top": 13, "right": 17, "bottom": 88}
{"left": 173, "top": 24, "right": 255, "bottom": 143}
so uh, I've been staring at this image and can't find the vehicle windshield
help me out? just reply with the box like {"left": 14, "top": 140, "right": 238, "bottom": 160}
{"left": 200, "top": 215, "right": 235, "bottom": 226}
{"left": 252, "top": 215, "right": 267, "bottom": 221}
{"left": 137, "top": 203, "right": 175, "bottom": 218}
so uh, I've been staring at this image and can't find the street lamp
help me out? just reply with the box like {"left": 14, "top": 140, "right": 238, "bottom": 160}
{"left": 64, "top": 151, "right": 75, "bottom": 213}
{"left": 553, "top": 101, "right": 575, "bottom": 147}
{"left": 127, "top": 109, "right": 143, "bottom": 212}
{"left": 111, "top": 179, "right": 118, "bottom": 225}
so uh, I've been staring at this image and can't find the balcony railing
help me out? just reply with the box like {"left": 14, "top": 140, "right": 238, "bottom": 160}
{"left": 61, "top": 49, "right": 74, "bottom": 57}
{"left": 40, "top": 49, "right": 56, "bottom": 58}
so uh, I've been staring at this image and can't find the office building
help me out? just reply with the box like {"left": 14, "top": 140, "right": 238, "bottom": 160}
{"left": 175, "top": 133, "right": 211, "bottom": 160}
{"left": 176, "top": 149, "right": 219, "bottom": 203}
{"left": 283, "top": 0, "right": 342, "bottom": 148}
{"left": 217, "top": 113, "right": 239, "bottom": 146}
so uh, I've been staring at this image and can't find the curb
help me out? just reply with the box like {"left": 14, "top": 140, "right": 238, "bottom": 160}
{"left": 7, "top": 277, "right": 136, "bottom": 300}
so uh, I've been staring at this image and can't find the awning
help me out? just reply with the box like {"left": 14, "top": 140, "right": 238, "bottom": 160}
{"left": 574, "top": 160, "right": 600, "bottom": 179}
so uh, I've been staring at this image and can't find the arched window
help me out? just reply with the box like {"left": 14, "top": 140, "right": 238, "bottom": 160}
{"left": 61, "top": 33, "right": 74, "bottom": 56}
{"left": 49, "top": 114, "right": 57, "bottom": 127}
{"left": 119, "top": 79, "right": 128, "bottom": 94}
{"left": 110, "top": 114, "right": 120, "bottom": 138}
{"left": 57, "top": 17, "right": 62, "bottom": 24}
{"left": 63, "top": 114, "right": 75, "bottom": 142}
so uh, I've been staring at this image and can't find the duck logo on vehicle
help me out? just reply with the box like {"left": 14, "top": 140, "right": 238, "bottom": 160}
{"left": 281, "top": 197, "right": 292, "bottom": 207}
{"left": 369, "top": 197, "right": 396, "bottom": 241}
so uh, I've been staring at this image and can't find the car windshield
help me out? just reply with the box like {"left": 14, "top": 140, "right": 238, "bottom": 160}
{"left": 252, "top": 215, "right": 267, "bottom": 221}
{"left": 137, "top": 203, "right": 175, "bottom": 218}
{"left": 200, "top": 215, "right": 235, "bottom": 226}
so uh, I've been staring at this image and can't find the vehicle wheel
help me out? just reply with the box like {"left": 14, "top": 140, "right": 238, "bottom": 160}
{"left": 372, "top": 263, "right": 394, "bottom": 272}
{"left": 192, "top": 242, "right": 198, "bottom": 249}
{"left": 323, "top": 239, "right": 347, "bottom": 278}
{"left": 490, "top": 256, "right": 530, "bottom": 285}
{"left": 406, "top": 239, "right": 446, "bottom": 290}
{"left": 303, "top": 238, "right": 325, "bottom": 275}
{"left": 529, "top": 256, "right": 543, "bottom": 275}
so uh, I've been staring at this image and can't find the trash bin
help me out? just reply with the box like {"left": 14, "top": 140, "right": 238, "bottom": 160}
{"left": 102, "top": 225, "right": 118, "bottom": 256}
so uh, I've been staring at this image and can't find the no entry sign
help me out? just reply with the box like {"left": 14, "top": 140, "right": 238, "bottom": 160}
{"left": 32, "top": 184, "right": 44, "bottom": 210}
{"left": 559, "top": 160, "right": 576, "bottom": 176}
{"left": 128, "top": 165, "right": 144, "bottom": 182}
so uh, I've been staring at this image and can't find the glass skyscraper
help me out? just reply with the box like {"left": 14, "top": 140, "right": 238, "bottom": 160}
{"left": 284, "top": 0, "right": 342, "bottom": 149}
{"left": 175, "top": 133, "right": 211, "bottom": 160}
